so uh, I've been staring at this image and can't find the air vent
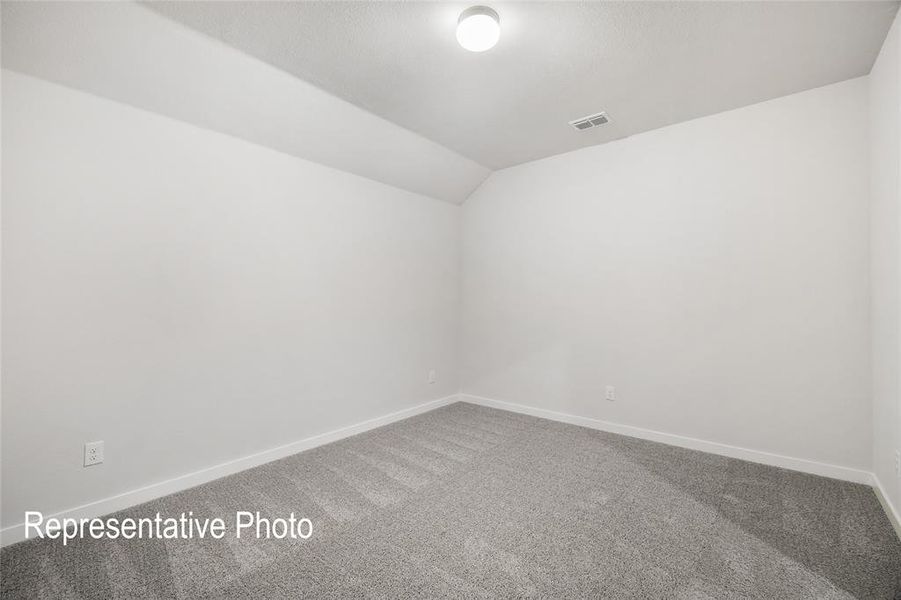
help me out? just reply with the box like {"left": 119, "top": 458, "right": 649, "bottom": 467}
{"left": 569, "top": 111, "right": 609, "bottom": 131}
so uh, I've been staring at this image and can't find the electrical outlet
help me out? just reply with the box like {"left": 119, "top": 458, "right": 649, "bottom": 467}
{"left": 428, "top": 369, "right": 437, "bottom": 384}
{"left": 84, "top": 441, "right": 104, "bottom": 467}
{"left": 605, "top": 386, "right": 616, "bottom": 401}
{"left": 895, "top": 449, "right": 901, "bottom": 479}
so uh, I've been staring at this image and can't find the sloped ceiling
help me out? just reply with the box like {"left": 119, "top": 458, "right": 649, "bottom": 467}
{"left": 150, "top": 1, "right": 900, "bottom": 169}
{"left": 3, "top": 1, "right": 899, "bottom": 202}
{"left": 1, "top": 2, "right": 490, "bottom": 204}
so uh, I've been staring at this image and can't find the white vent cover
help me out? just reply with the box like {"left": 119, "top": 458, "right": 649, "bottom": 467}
{"left": 569, "top": 112, "right": 609, "bottom": 131}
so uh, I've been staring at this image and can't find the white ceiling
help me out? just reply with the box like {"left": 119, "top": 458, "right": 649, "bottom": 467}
{"left": 148, "top": 1, "right": 900, "bottom": 170}
{"left": 3, "top": 1, "right": 898, "bottom": 203}
{"left": 1, "top": 2, "right": 489, "bottom": 204}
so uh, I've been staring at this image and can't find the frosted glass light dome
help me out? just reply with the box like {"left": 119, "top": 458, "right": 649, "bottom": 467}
{"left": 456, "top": 6, "right": 500, "bottom": 52}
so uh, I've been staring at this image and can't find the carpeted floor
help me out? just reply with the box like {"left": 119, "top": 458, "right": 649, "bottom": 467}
{"left": 2, "top": 402, "right": 900, "bottom": 599}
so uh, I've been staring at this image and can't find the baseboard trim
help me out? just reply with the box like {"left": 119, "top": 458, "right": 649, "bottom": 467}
{"left": 0, "top": 394, "right": 459, "bottom": 548}
{"left": 460, "top": 393, "right": 874, "bottom": 485}
{"left": 872, "top": 475, "right": 901, "bottom": 541}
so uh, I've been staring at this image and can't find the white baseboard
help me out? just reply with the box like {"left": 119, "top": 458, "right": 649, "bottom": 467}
{"left": 468, "top": 388, "right": 901, "bottom": 541}
{"left": 6, "top": 393, "right": 894, "bottom": 547}
{"left": 0, "top": 394, "right": 459, "bottom": 548}
{"left": 460, "top": 393, "right": 874, "bottom": 485}
{"left": 872, "top": 475, "right": 901, "bottom": 541}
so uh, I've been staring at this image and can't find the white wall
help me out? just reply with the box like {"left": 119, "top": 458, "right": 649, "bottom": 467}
{"left": 461, "top": 78, "right": 872, "bottom": 471}
{"left": 0, "top": 70, "right": 461, "bottom": 530}
{"left": 1, "top": 33, "right": 892, "bottom": 537}
{"left": 870, "top": 12, "right": 901, "bottom": 519}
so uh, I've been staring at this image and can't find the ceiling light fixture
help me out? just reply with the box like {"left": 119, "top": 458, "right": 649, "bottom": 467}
{"left": 456, "top": 6, "right": 500, "bottom": 52}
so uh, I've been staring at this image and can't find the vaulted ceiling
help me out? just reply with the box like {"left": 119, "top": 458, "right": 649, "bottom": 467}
{"left": 3, "top": 1, "right": 899, "bottom": 203}
{"left": 149, "top": 1, "right": 900, "bottom": 169}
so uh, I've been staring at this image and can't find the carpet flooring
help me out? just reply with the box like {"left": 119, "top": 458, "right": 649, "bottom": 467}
{"left": 2, "top": 402, "right": 900, "bottom": 599}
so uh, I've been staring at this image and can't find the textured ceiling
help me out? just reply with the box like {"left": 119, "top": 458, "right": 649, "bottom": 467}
{"left": 148, "top": 1, "right": 900, "bottom": 170}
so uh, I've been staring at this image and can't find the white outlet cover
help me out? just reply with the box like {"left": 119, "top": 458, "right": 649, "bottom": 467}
{"left": 428, "top": 369, "right": 437, "bottom": 384}
{"left": 84, "top": 441, "right": 104, "bottom": 467}
{"left": 605, "top": 386, "right": 616, "bottom": 401}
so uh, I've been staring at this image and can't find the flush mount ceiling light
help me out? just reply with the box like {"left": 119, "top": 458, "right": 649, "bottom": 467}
{"left": 456, "top": 6, "right": 500, "bottom": 52}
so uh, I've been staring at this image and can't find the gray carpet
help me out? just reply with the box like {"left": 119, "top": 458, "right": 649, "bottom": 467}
{"left": 2, "top": 402, "right": 900, "bottom": 599}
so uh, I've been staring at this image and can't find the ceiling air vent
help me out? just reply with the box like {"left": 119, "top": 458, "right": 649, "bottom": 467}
{"left": 569, "top": 111, "right": 609, "bottom": 131}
